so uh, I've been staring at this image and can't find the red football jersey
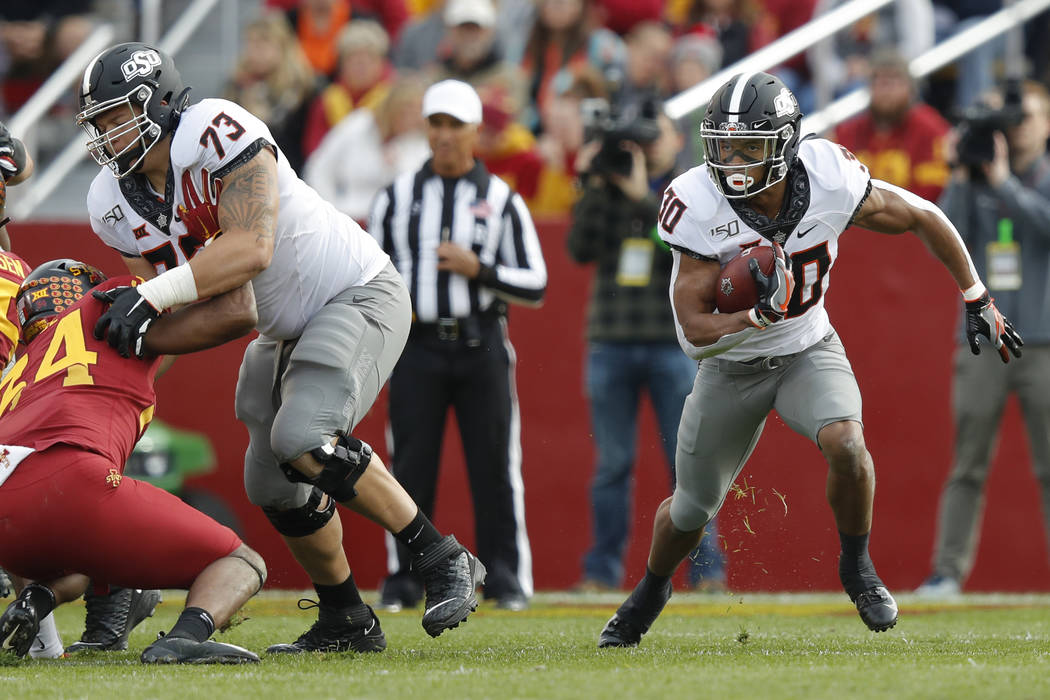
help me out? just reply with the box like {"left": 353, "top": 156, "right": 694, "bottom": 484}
{"left": 0, "top": 276, "right": 161, "bottom": 467}
{"left": 0, "top": 250, "right": 29, "bottom": 366}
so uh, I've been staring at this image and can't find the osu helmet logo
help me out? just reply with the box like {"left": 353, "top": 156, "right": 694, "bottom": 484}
{"left": 120, "top": 50, "right": 161, "bottom": 81}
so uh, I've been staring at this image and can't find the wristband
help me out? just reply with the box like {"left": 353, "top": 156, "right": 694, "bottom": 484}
{"left": 961, "top": 281, "right": 986, "bottom": 303}
{"left": 137, "top": 263, "right": 199, "bottom": 311}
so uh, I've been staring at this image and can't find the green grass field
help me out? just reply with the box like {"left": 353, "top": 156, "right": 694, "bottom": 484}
{"left": 2, "top": 591, "right": 1048, "bottom": 700}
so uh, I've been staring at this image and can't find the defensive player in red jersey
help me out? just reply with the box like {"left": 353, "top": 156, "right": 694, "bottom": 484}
{"left": 0, "top": 129, "right": 162, "bottom": 658}
{"left": 0, "top": 259, "right": 266, "bottom": 664}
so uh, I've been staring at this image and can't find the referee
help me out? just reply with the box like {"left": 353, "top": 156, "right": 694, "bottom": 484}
{"left": 368, "top": 80, "right": 547, "bottom": 611}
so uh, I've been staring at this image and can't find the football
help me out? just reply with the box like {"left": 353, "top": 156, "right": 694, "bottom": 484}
{"left": 714, "top": 245, "right": 777, "bottom": 314}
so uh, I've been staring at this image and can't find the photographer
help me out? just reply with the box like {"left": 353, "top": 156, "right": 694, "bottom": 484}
{"left": 567, "top": 110, "right": 725, "bottom": 592}
{"left": 917, "top": 79, "right": 1050, "bottom": 597}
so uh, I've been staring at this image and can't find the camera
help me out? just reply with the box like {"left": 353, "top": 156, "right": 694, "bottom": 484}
{"left": 580, "top": 97, "right": 662, "bottom": 177}
{"left": 954, "top": 79, "right": 1025, "bottom": 179}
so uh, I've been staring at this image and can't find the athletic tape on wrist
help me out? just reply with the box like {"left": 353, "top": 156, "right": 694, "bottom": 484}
{"left": 961, "top": 281, "right": 987, "bottom": 303}
{"left": 137, "top": 264, "right": 199, "bottom": 311}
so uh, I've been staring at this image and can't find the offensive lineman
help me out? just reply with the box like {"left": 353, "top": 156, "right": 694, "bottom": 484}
{"left": 77, "top": 43, "right": 484, "bottom": 653}
{"left": 598, "top": 72, "right": 1023, "bottom": 647}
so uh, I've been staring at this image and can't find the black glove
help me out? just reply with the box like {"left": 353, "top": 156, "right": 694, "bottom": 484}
{"left": 748, "top": 243, "right": 794, "bottom": 328}
{"left": 93, "top": 286, "right": 160, "bottom": 358}
{"left": 0, "top": 122, "right": 27, "bottom": 183}
{"left": 965, "top": 291, "right": 1024, "bottom": 363}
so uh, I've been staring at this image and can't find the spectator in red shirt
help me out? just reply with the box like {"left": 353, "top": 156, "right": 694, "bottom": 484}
{"left": 478, "top": 91, "right": 545, "bottom": 204}
{"left": 302, "top": 20, "right": 394, "bottom": 158}
{"left": 835, "top": 49, "right": 950, "bottom": 203}
{"left": 592, "top": 0, "right": 664, "bottom": 36}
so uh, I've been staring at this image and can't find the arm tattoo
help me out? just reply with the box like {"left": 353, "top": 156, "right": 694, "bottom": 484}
{"left": 218, "top": 153, "right": 278, "bottom": 243}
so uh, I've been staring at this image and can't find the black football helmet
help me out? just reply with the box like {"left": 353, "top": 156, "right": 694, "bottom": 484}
{"left": 700, "top": 72, "right": 803, "bottom": 199}
{"left": 75, "top": 42, "right": 191, "bottom": 178}
{"left": 16, "top": 259, "right": 107, "bottom": 343}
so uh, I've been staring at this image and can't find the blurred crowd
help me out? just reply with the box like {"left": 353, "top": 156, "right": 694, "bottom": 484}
{"left": 3, "top": 1, "right": 1050, "bottom": 220}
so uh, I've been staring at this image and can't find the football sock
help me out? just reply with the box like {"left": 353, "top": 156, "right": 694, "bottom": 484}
{"left": 396, "top": 510, "right": 443, "bottom": 555}
{"left": 314, "top": 573, "right": 364, "bottom": 610}
{"left": 168, "top": 607, "right": 215, "bottom": 643}
{"left": 626, "top": 568, "right": 672, "bottom": 610}
{"left": 29, "top": 613, "right": 64, "bottom": 659}
{"left": 838, "top": 531, "right": 884, "bottom": 600}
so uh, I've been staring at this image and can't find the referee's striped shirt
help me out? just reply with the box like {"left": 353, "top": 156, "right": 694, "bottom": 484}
{"left": 368, "top": 159, "right": 547, "bottom": 322}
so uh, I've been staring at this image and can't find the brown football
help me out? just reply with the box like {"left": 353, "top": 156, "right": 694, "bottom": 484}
{"left": 715, "top": 245, "right": 776, "bottom": 314}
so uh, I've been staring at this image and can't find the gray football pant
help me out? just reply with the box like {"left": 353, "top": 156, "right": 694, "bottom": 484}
{"left": 236, "top": 263, "right": 411, "bottom": 510}
{"left": 931, "top": 344, "right": 1050, "bottom": 581}
{"left": 670, "top": 332, "right": 864, "bottom": 532}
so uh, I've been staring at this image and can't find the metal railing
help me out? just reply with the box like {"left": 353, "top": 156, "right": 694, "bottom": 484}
{"left": 667, "top": 0, "right": 1050, "bottom": 140}
{"left": 7, "top": 24, "right": 115, "bottom": 149}
{"left": 9, "top": 0, "right": 224, "bottom": 221}
{"left": 802, "top": 0, "right": 1050, "bottom": 135}
{"left": 665, "top": 0, "right": 896, "bottom": 121}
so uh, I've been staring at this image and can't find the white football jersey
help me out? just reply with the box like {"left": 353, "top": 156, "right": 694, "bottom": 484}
{"left": 87, "top": 98, "right": 390, "bottom": 339}
{"left": 660, "top": 137, "right": 871, "bottom": 361}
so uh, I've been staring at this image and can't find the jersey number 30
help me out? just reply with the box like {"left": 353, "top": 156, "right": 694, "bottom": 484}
{"left": 0, "top": 310, "right": 97, "bottom": 416}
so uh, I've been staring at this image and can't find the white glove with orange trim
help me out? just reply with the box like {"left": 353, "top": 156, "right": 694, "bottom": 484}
{"left": 965, "top": 289, "right": 1023, "bottom": 363}
{"left": 747, "top": 242, "right": 794, "bottom": 329}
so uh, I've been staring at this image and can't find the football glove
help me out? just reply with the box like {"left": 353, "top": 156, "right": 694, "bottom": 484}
{"left": 748, "top": 243, "right": 795, "bottom": 328}
{"left": 0, "top": 121, "right": 27, "bottom": 183}
{"left": 965, "top": 291, "right": 1024, "bottom": 363}
{"left": 93, "top": 286, "right": 160, "bottom": 359}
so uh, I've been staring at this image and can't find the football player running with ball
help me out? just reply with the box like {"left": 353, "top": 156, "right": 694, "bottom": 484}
{"left": 599, "top": 72, "right": 1022, "bottom": 647}
{"left": 76, "top": 43, "right": 484, "bottom": 655}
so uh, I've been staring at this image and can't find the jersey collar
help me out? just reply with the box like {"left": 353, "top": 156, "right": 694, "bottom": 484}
{"left": 118, "top": 161, "right": 176, "bottom": 235}
{"left": 728, "top": 159, "right": 811, "bottom": 246}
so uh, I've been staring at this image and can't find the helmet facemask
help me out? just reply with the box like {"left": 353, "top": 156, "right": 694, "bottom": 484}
{"left": 76, "top": 84, "right": 164, "bottom": 178}
{"left": 701, "top": 122, "right": 796, "bottom": 199}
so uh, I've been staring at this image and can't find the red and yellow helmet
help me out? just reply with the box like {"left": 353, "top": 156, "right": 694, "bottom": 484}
{"left": 16, "top": 259, "right": 107, "bottom": 343}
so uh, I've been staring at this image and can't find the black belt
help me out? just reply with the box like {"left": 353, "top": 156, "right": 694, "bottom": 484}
{"left": 411, "top": 311, "right": 502, "bottom": 346}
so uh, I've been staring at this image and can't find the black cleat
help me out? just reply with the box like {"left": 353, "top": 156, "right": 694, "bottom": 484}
{"left": 416, "top": 535, "right": 486, "bottom": 637}
{"left": 598, "top": 577, "right": 672, "bottom": 649}
{"left": 67, "top": 587, "right": 161, "bottom": 653}
{"left": 853, "top": 586, "right": 898, "bottom": 632}
{"left": 266, "top": 600, "right": 386, "bottom": 654}
{"left": 0, "top": 596, "right": 41, "bottom": 658}
{"left": 141, "top": 633, "right": 259, "bottom": 664}
{"left": 378, "top": 572, "right": 423, "bottom": 613}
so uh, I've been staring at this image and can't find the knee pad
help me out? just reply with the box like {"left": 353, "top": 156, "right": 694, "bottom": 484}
{"left": 261, "top": 487, "right": 336, "bottom": 537}
{"left": 669, "top": 489, "right": 714, "bottom": 533}
{"left": 278, "top": 435, "right": 372, "bottom": 503}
